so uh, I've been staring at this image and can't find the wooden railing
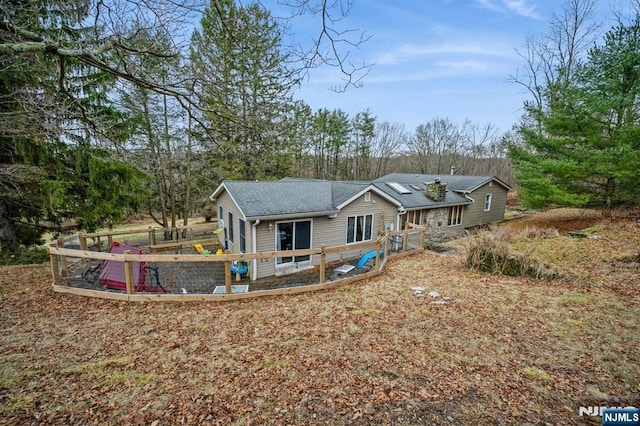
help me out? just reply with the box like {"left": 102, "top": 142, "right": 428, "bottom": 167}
{"left": 75, "top": 224, "right": 199, "bottom": 251}
{"left": 48, "top": 225, "right": 425, "bottom": 302}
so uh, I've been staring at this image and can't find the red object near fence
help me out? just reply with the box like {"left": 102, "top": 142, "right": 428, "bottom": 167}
{"left": 99, "top": 242, "right": 147, "bottom": 292}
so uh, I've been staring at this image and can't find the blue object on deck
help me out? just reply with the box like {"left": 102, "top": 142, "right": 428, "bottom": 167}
{"left": 356, "top": 250, "right": 384, "bottom": 269}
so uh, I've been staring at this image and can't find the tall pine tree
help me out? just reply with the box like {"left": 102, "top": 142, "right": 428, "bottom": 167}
{"left": 0, "top": 1, "right": 147, "bottom": 254}
{"left": 509, "top": 14, "right": 640, "bottom": 209}
{"left": 190, "top": 0, "right": 299, "bottom": 181}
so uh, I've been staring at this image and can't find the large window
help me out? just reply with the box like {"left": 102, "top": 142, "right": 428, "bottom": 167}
{"left": 239, "top": 219, "right": 246, "bottom": 253}
{"left": 347, "top": 214, "right": 373, "bottom": 243}
{"left": 484, "top": 193, "right": 492, "bottom": 211}
{"left": 228, "top": 212, "right": 234, "bottom": 243}
{"left": 276, "top": 220, "right": 311, "bottom": 265}
{"left": 448, "top": 205, "right": 463, "bottom": 226}
{"left": 407, "top": 210, "right": 421, "bottom": 225}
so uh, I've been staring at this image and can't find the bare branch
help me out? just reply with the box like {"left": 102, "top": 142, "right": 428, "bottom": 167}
{"left": 263, "top": 0, "right": 373, "bottom": 91}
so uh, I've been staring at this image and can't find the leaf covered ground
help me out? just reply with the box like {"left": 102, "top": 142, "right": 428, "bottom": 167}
{"left": 1, "top": 209, "right": 639, "bottom": 425}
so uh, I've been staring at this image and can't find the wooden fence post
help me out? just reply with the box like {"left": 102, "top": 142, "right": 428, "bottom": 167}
{"left": 148, "top": 227, "right": 155, "bottom": 246}
{"left": 374, "top": 238, "right": 382, "bottom": 269}
{"left": 79, "top": 232, "right": 88, "bottom": 251}
{"left": 49, "top": 244, "right": 61, "bottom": 285}
{"left": 57, "top": 237, "right": 67, "bottom": 278}
{"left": 124, "top": 250, "right": 134, "bottom": 295}
{"left": 403, "top": 222, "right": 409, "bottom": 251}
{"left": 224, "top": 260, "right": 232, "bottom": 294}
{"left": 107, "top": 234, "right": 113, "bottom": 249}
{"left": 319, "top": 245, "right": 326, "bottom": 284}
{"left": 419, "top": 226, "right": 425, "bottom": 250}
{"left": 384, "top": 236, "right": 390, "bottom": 261}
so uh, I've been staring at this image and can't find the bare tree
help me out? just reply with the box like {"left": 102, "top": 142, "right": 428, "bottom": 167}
{"left": 406, "top": 118, "right": 462, "bottom": 174}
{"left": 1, "top": 0, "right": 371, "bottom": 125}
{"left": 456, "top": 121, "right": 500, "bottom": 174}
{"left": 269, "top": 0, "right": 373, "bottom": 91}
{"left": 369, "top": 121, "right": 406, "bottom": 178}
{"left": 509, "top": 0, "right": 600, "bottom": 110}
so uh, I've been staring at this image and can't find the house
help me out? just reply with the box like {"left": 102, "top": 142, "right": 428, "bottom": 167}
{"left": 209, "top": 173, "right": 511, "bottom": 280}
{"left": 372, "top": 173, "right": 511, "bottom": 231}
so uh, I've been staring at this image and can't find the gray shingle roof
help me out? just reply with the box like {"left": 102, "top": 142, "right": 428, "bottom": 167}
{"left": 213, "top": 174, "right": 509, "bottom": 218}
{"left": 371, "top": 181, "right": 472, "bottom": 209}
{"left": 219, "top": 181, "right": 339, "bottom": 219}
{"left": 375, "top": 173, "right": 510, "bottom": 192}
{"left": 216, "top": 180, "right": 370, "bottom": 220}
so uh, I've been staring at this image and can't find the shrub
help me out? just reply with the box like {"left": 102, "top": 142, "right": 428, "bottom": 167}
{"left": 465, "top": 228, "right": 557, "bottom": 279}
{"left": 0, "top": 247, "right": 49, "bottom": 266}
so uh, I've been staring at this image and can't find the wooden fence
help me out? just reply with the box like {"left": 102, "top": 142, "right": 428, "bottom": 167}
{"left": 48, "top": 226, "right": 425, "bottom": 302}
{"left": 76, "top": 224, "right": 203, "bottom": 252}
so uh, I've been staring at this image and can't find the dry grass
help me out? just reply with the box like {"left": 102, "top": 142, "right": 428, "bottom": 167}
{"left": 0, "top": 208, "right": 639, "bottom": 425}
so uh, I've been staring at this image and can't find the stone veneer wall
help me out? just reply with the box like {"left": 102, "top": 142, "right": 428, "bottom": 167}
{"left": 425, "top": 182, "right": 447, "bottom": 201}
{"left": 421, "top": 208, "right": 452, "bottom": 243}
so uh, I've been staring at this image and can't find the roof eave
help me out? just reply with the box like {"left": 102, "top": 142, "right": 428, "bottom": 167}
{"left": 336, "top": 184, "right": 402, "bottom": 210}
{"left": 403, "top": 200, "right": 473, "bottom": 210}
{"left": 210, "top": 182, "right": 227, "bottom": 200}
{"left": 465, "top": 177, "right": 512, "bottom": 192}
{"left": 246, "top": 210, "right": 340, "bottom": 222}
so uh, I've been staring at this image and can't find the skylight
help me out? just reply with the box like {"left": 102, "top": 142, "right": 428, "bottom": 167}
{"left": 409, "top": 184, "right": 422, "bottom": 191}
{"left": 387, "top": 182, "right": 411, "bottom": 194}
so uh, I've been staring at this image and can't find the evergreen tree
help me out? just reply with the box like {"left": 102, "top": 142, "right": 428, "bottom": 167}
{"left": 190, "top": 0, "right": 299, "bottom": 181}
{"left": 0, "top": 1, "right": 147, "bottom": 254}
{"left": 350, "top": 110, "right": 376, "bottom": 180}
{"left": 509, "top": 15, "right": 640, "bottom": 208}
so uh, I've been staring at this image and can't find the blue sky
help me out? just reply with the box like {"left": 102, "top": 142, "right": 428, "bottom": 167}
{"left": 276, "top": 0, "right": 612, "bottom": 134}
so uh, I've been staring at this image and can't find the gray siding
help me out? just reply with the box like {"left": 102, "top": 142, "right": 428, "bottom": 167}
{"left": 326, "top": 191, "right": 399, "bottom": 264}
{"left": 216, "top": 180, "right": 508, "bottom": 279}
{"left": 463, "top": 182, "right": 508, "bottom": 227}
{"left": 250, "top": 190, "right": 399, "bottom": 279}
{"left": 216, "top": 191, "right": 252, "bottom": 254}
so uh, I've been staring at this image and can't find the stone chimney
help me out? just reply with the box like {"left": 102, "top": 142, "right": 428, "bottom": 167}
{"left": 425, "top": 177, "right": 447, "bottom": 202}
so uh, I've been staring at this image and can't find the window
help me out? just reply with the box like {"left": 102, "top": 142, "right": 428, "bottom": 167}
{"left": 218, "top": 206, "right": 224, "bottom": 227}
{"left": 364, "top": 192, "right": 371, "bottom": 202}
{"left": 228, "top": 212, "right": 234, "bottom": 243}
{"left": 448, "top": 205, "right": 463, "bottom": 226}
{"left": 387, "top": 182, "right": 411, "bottom": 194}
{"left": 347, "top": 214, "right": 373, "bottom": 243}
{"left": 484, "top": 193, "right": 492, "bottom": 211}
{"left": 407, "top": 210, "right": 421, "bottom": 225}
{"left": 276, "top": 220, "right": 311, "bottom": 265}
{"left": 239, "top": 219, "right": 246, "bottom": 253}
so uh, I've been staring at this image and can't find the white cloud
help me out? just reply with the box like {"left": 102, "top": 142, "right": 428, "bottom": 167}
{"left": 476, "top": 0, "right": 501, "bottom": 12}
{"left": 503, "top": 0, "right": 542, "bottom": 19}
{"left": 434, "top": 60, "right": 494, "bottom": 72}
{"left": 373, "top": 42, "right": 513, "bottom": 66}
{"left": 476, "top": 0, "right": 542, "bottom": 19}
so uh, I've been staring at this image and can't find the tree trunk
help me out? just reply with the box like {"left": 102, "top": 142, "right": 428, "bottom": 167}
{"left": 163, "top": 89, "right": 176, "bottom": 232}
{"left": 0, "top": 203, "right": 19, "bottom": 253}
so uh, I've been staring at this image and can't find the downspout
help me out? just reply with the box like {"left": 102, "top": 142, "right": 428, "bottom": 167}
{"left": 251, "top": 220, "right": 260, "bottom": 281}
{"left": 396, "top": 208, "right": 406, "bottom": 232}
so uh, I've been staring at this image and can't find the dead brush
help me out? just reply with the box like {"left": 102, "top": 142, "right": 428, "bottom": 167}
{"left": 519, "top": 225, "right": 560, "bottom": 239}
{"left": 465, "top": 228, "right": 558, "bottom": 279}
